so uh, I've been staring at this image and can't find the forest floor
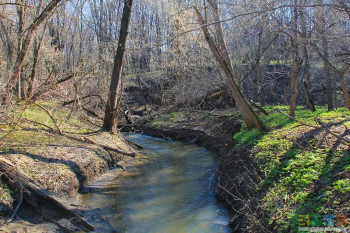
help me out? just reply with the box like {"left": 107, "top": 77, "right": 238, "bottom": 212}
{"left": 0, "top": 102, "right": 136, "bottom": 232}
{"left": 134, "top": 105, "right": 350, "bottom": 232}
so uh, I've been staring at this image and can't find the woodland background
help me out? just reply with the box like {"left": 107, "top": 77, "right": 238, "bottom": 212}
{"left": 1, "top": 0, "right": 350, "bottom": 118}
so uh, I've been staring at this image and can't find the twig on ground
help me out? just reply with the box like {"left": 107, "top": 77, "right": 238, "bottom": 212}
{"left": 315, "top": 118, "right": 350, "bottom": 143}
{"left": 6, "top": 186, "right": 23, "bottom": 223}
{"left": 277, "top": 109, "right": 350, "bottom": 144}
{"left": 35, "top": 104, "right": 63, "bottom": 135}
{"left": 21, "top": 105, "right": 136, "bottom": 157}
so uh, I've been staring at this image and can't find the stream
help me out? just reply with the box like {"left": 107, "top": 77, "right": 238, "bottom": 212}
{"left": 81, "top": 134, "right": 232, "bottom": 233}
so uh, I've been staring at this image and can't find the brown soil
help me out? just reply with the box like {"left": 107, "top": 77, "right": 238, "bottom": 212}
{"left": 0, "top": 130, "right": 135, "bottom": 232}
{"left": 135, "top": 109, "right": 241, "bottom": 150}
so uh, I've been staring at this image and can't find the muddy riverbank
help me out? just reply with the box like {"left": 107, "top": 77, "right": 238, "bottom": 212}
{"left": 0, "top": 104, "right": 136, "bottom": 232}
{"left": 131, "top": 109, "right": 258, "bottom": 231}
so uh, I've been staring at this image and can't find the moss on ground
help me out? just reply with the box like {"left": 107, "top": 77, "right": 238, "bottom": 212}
{"left": 233, "top": 106, "right": 350, "bottom": 232}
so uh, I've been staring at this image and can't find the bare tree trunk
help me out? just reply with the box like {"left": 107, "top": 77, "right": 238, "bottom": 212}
{"left": 256, "top": 25, "right": 264, "bottom": 106}
{"left": 289, "top": 0, "right": 301, "bottom": 118}
{"left": 7, "top": 0, "right": 63, "bottom": 100}
{"left": 207, "top": 0, "right": 232, "bottom": 68}
{"left": 194, "top": 5, "right": 266, "bottom": 131}
{"left": 312, "top": 44, "right": 350, "bottom": 111}
{"left": 300, "top": 1, "right": 315, "bottom": 111}
{"left": 102, "top": 0, "right": 134, "bottom": 133}
{"left": 0, "top": 19, "right": 14, "bottom": 71}
{"left": 337, "top": 70, "right": 350, "bottom": 110}
{"left": 28, "top": 0, "right": 45, "bottom": 98}
{"left": 319, "top": 2, "right": 333, "bottom": 111}
{"left": 16, "top": 0, "right": 26, "bottom": 100}
{"left": 27, "top": 37, "right": 42, "bottom": 97}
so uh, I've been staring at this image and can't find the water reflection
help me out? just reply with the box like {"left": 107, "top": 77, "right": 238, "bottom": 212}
{"left": 82, "top": 134, "right": 232, "bottom": 233}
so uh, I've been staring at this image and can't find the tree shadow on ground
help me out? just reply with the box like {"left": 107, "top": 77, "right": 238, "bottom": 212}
{"left": 257, "top": 121, "right": 349, "bottom": 232}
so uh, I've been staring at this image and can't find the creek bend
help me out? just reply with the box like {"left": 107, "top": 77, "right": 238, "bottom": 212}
{"left": 81, "top": 134, "right": 232, "bottom": 232}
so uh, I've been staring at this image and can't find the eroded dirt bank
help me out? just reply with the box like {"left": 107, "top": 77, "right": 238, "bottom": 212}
{"left": 0, "top": 104, "right": 136, "bottom": 232}
{"left": 132, "top": 107, "right": 350, "bottom": 233}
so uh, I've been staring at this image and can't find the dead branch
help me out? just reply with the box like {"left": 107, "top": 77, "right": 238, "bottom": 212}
{"left": 277, "top": 110, "right": 350, "bottom": 144}
{"left": 23, "top": 118, "right": 56, "bottom": 132}
{"left": 277, "top": 109, "right": 317, "bottom": 128}
{"left": 250, "top": 101, "right": 269, "bottom": 116}
{"left": 6, "top": 187, "right": 23, "bottom": 223}
{"left": 81, "top": 107, "right": 103, "bottom": 120}
{"left": 315, "top": 118, "right": 350, "bottom": 143}
{"left": 333, "top": 170, "right": 350, "bottom": 178}
{"left": 35, "top": 104, "right": 63, "bottom": 135}
{"left": 23, "top": 104, "right": 136, "bottom": 157}
{"left": 31, "top": 74, "right": 75, "bottom": 101}
{"left": 82, "top": 136, "right": 136, "bottom": 157}
{"left": 64, "top": 134, "right": 136, "bottom": 157}
{"left": 120, "top": 134, "right": 143, "bottom": 149}
{"left": 63, "top": 94, "right": 106, "bottom": 106}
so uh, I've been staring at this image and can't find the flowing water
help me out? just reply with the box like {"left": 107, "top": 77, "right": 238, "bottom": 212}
{"left": 81, "top": 134, "right": 232, "bottom": 233}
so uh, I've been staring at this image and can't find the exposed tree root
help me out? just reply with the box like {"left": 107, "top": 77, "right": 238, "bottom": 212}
{"left": 0, "top": 158, "right": 94, "bottom": 232}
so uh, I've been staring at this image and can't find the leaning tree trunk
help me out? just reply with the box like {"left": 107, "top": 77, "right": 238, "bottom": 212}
{"left": 102, "top": 0, "right": 133, "bottom": 133}
{"left": 194, "top": 6, "right": 266, "bottom": 131}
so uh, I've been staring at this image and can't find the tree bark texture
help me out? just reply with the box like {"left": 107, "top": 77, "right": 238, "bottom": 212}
{"left": 102, "top": 0, "right": 134, "bottom": 133}
{"left": 194, "top": 6, "right": 266, "bottom": 131}
{"left": 289, "top": 1, "right": 301, "bottom": 118}
{"left": 320, "top": 1, "right": 334, "bottom": 111}
{"left": 7, "top": 0, "right": 63, "bottom": 99}
{"left": 300, "top": 1, "right": 315, "bottom": 111}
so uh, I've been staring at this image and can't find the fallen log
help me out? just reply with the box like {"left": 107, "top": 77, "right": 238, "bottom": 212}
{"left": 65, "top": 135, "right": 136, "bottom": 157}
{"left": 123, "top": 136, "right": 144, "bottom": 149}
{"left": 0, "top": 158, "right": 94, "bottom": 232}
{"left": 205, "top": 90, "right": 226, "bottom": 101}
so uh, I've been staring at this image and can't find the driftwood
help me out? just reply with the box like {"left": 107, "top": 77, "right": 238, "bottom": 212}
{"left": 122, "top": 136, "right": 144, "bottom": 149}
{"left": 81, "top": 136, "right": 136, "bottom": 157}
{"left": 0, "top": 158, "right": 94, "bottom": 232}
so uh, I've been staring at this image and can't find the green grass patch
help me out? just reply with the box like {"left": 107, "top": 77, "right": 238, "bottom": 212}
{"left": 333, "top": 179, "right": 350, "bottom": 193}
{"left": 233, "top": 128, "right": 264, "bottom": 147}
{"left": 233, "top": 105, "right": 350, "bottom": 232}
